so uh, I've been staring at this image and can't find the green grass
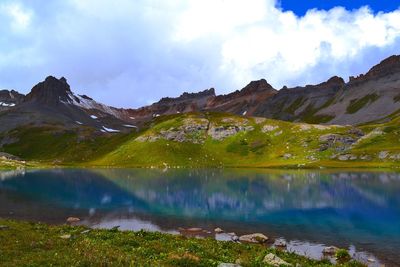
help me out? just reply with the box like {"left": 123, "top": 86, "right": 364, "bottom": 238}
{"left": 284, "top": 97, "right": 304, "bottom": 114}
{"left": 0, "top": 219, "right": 363, "bottom": 266}
{"left": 92, "top": 113, "right": 354, "bottom": 168}
{"left": 346, "top": 94, "right": 379, "bottom": 114}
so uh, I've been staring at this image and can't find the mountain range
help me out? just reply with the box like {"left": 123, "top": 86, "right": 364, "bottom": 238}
{"left": 1, "top": 55, "right": 400, "bottom": 168}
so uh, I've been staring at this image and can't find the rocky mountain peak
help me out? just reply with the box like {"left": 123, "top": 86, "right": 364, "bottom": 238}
{"left": 326, "top": 76, "right": 345, "bottom": 85}
{"left": 312, "top": 76, "right": 345, "bottom": 90}
{"left": 242, "top": 79, "right": 274, "bottom": 93}
{"left": 349, "top": 55, "right": 400, "bottom": 83}
{"left": 366, "top": 55, "right": 400, "bottom": 78}
{"left": 158, "top": 88, "right": 216, "bottom": 104}
{"left": 25, "top": 76, "right": 75, "bottom": 105}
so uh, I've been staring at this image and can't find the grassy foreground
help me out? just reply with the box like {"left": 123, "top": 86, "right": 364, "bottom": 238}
{"left": 0, "top": 220, "right": 363, "bottom": 267}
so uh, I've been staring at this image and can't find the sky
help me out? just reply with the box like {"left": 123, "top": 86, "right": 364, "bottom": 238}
{"left": 0, "top": 0, "right": 399, "bottom": 108}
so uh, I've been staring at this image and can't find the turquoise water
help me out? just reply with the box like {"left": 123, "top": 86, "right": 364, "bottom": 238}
{"left": 0, "top": 168, "right": 399, "bottom": 265}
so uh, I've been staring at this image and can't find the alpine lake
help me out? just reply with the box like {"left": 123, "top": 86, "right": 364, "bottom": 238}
{"left": 1, "top": 168, "right": 399, "bottom": 266}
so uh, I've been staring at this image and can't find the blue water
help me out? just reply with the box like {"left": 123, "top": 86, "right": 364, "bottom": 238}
{"left": 0, "top": 168, "right": 399, "bottom": 265}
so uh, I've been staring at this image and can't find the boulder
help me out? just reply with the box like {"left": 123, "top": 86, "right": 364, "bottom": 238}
{"left": 283, "top": 153, "right": 292, "bottom": 159}
{"left": 275, "top": 239, "right": 287, "bottom": 247}
{"left": 239, "top": 233, "right": 268, "bottom": 243}
{"left": 378, "top": 151, "right": 389, "bottom": 159}
{"left": 322, "top": 246, "right": 339, "bottom": 255}
{"left": 263, "top": 253, "right": 291, "bottom": 266}
{"left": 337, "top": 154, "right": 357, "bottom": 161}
{"left": 214, "top": 227, "right": 224, "bottom": 233}
{"left": 262, "top": 125, "right": 279, "bottom": 132}
{"left": 66, "top": 217, "right": 80, "bottom": 223}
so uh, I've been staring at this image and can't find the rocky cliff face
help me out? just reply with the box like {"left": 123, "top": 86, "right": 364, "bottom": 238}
{"left": 313, "top": 56, "right": 400, "bottom": 125}
{"left": 253, "top": 76, "right": 345, "bottom": 123}
{"left": 206, "top": 79, "right": 277, "bottom": 116}
{"left": 24, "top": 76, "right": 73, "bottom": 105}
{"left": 126, "top": 88, "right": 216, "bottom": 120}
{"left": 123, "top": 55, "right": 400, "bottom": 125}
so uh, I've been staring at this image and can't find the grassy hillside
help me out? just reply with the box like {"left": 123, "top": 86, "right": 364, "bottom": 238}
{"left": 0, "top": 124, "right": 136, "bottom": 165}
{"left": 91, "top": 112, "right": 400, "bottom": 168}
{"left": 1, "top": 112, "right": 400, "bottom": 168}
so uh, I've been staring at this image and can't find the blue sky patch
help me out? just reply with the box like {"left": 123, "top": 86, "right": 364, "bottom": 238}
{"left": 278, "top": 0, "right": 400, "bottom": 16}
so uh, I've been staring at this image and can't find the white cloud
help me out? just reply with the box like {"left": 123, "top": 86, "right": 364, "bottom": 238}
{"left": 174, "top": 1, "right": 400, "bottom": 89}
{"left": 1, "top": 2, "right": 32, "bottom": 31}
{"left": 0, "top": 0, "right": 399, "bottom": 107}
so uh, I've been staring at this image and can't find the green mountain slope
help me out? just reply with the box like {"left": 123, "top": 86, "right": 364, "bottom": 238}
{"left": 2, "top": 112, "right": 400, "bottom": 169}
{"left": 91, "top": 112, "right": 400, "bottom": 168}
{"left": 0, "top": 124, "right": 135, "bottom": 165}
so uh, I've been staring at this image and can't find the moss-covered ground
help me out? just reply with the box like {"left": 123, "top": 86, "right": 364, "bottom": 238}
{"left": 0, "top": 219, "right": 363, "bottom": 267}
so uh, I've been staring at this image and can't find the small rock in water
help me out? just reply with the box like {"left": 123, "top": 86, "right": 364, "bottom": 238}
{"left": 60, "top": 234, "right": 71, "bottom": 239}
{"left": 66, "top": 217, "right": 80, "bottom": 223}
{"left": 111, "top": 226, "right": 120, "bottom": 231}
{"left": 218, "top": 263, "right": 242, "bottom": 267}
{"left": 231, "top": 235, "right": 239, "bottom": 242}
{"left": 322, "top": 246, "right": 339, "bottom": 255}
{"left": 214, "top": 227, "right": 224, "bottom": 233}
{"left": 239, "top": 233, "right": 268, "bottom": 243}
{"left": 215, "top": 233, "right": 234, "bottom": 242}
{"left": 0, "top": 225, "right": 10, "bottom": 230}
{"left": 263, "top": 253, "right": 291, "bottom": 266}
{"left": 275, "top": 239, "right": 287, "bottom": 247}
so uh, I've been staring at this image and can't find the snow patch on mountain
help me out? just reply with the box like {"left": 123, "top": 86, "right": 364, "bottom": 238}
{"left": 0, "top": 102, "right": 16, "bottom": 107}
{"left": 102, "top": 126, "right": 120, "bottom": 133}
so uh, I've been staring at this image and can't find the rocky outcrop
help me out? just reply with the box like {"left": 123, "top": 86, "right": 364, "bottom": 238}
{"left": 136, "top": 117, "right": 257, "bottom": 143}
{"left": 207, "top": 124, "right": 254, "bottom": 141}
{"left": 263, "top": 253, "right": 291, "bottom": 266}
{"left": 136, "top": 118, "right": 209, "bottom": 143}
{"left": 319, "top": 134, "right": 358, "bottom": 152}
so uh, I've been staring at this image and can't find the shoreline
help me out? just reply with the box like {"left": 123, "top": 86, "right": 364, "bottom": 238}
{"left": 2, "top": 161, "right": 400, "bottom": 171}
{"left": 0, "top": 219, "right": 366, "bottom": 266}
